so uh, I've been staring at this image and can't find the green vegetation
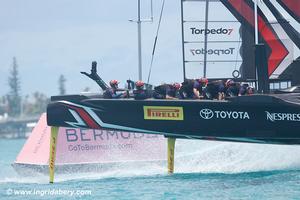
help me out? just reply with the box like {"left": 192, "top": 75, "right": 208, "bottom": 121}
{"left": 0, "top": 57, "right": 69, "bottom": 119}
{"left": 7, "top": 57, "right": 21, "bottom": 117}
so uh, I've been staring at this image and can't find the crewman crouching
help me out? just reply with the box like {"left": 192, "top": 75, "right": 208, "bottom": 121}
{"left": 239, "top": 83, "right": 255, "bottom": 96}
{"left": 203, "top": 80, "right": 226, "bottom": 100}
{"left": 225, "top": 79, "right": 240, "bottom": 97}
{"left": 133, "top": 80, "right": 150, "bottom": 100}
{"left": 153, "top": 83, "right": 181, "bottom": 99}
{"left": 179, "top": 78, "right": 208, "bottom": 99}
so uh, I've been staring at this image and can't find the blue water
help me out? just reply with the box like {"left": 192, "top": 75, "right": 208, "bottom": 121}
{"left": 1, "top": 139, "right": 300, "bottom": 199}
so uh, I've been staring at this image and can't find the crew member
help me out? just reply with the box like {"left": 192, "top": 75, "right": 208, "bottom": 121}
{"left": 246, "top": 86, "right": 255, "bottom": 95}
{"left": 203, "top": 80, "right": 226, "bottom": 100}
{"left": 239, "top": 83, "right": 249, "bottom": 96}
{"left": 103, "top": 80, "right": 127, "bottom": 99}
{"left": 239, "top": 84, "right": 255, "bottom": 96}
{"left": 133, "top": 80, "right": 149, "bottom": 100}
{"left": 179, "top": 78, "right": 208, "bottom": 99}
{"left": 153, "top": 83, "right": 181, "bottom": 99}
{"left": 225, "top": 79, "right": 240, "bottom": 97}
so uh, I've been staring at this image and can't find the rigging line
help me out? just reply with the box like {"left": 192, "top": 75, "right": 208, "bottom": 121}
{"left": 234, "top": 34, "right": 242, "bottom": 71}
{"left": 146, "top": 0, "right": 166, "bottom": 85}
{"left": 150, "top": 0, "right": 153, "bottom": 21}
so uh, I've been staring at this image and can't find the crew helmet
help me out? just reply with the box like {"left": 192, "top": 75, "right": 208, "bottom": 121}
{"left": 247, "top": 86, "right": 254, "bottom": 94}
{"left": 225, "top": 79, "right": 234, "bottom": 87}
{"left": 199, "top": 77, "right": 208, "bottom": 85}
{"left": 110, "top": 79, "right": 119, "bottom": 87}
{"left": 135, "top": 80, "right": 145, "bottom": 88}
{"left": 173, "top": 82, "right": 181, "bottom": 90}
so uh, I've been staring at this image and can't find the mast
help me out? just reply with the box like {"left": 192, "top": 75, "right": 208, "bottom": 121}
{"left": 203, "top": 0, "right": 210, "bottom": 78}
{"left": 137, "top": 0, "right": 143, "bottom": 80}
{"left": 253, "top": 0, "right": 269, "bottom": 94}
{"left": 130, "top": 0, "right": 153, "bottom": 81}
{"left": 137, "top": 0, "right": 143, "bottom": 81}
{"left": 180, "top": 0, "right": 186, "bottom": 80}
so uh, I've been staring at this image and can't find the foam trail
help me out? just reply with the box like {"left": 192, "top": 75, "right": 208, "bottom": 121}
{"left": 3, "top": 140, "right": 300, "bottom": 183}
{"left": 175, "top": 140, "right": 300, "bottom": 173}
{"left": 0, "top": 161, "right": 167, "bottom": 184}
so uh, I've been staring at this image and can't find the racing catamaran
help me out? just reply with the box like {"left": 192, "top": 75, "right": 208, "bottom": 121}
{"left": 46, "top": 0, "right": 300, "bottom": 183}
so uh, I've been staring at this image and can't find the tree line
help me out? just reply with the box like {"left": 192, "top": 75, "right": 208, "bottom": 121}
{"left": 0, "top": 57, "right": 67, "bottom": 118}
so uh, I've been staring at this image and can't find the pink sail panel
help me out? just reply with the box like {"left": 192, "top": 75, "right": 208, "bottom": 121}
{"left": 15, "top": 114, "right": 50, "bottom": 165}
{"left": 15, "top": 113, "right": 167, "bottom": 165}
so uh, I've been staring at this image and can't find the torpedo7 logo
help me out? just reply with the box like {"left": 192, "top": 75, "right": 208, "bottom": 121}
{"left": 190, "top": 27, "right": 234, "bottom": 35}
{"left": 144, "top": 106, "right": 184, "bottom": 120}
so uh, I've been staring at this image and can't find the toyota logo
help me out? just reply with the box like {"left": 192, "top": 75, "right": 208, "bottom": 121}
{"left": 199, "top": 109, "right": 214, "bottom": 119}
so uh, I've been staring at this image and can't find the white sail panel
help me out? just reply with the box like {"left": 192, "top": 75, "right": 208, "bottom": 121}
{"left": 184, "top": 42, "right": 241, "bottom": 62}
{"left": 185, "top": 61, "right": 242, "bottom": 79}
{"left": 182, "top": 0, "right": 242, "bottom": 79}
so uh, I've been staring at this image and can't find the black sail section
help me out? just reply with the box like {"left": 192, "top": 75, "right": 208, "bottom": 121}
{"left": 240, "top": 24, "right": 255, "bottom": 79}
{"left": 264, "top": 0, "right": 300, "bottom": 49}
{"left": 279, "top": 59, "right": 300, "bottom": 85}
{"left": 263, "top": 0, "right": 300, "bottom": 85}
{"left": 276, "top": 0, "right": 300, "bottom": 23}
{"left": 219, "top": 0, "right": 255, "bottom": 79}
{"left": 220, "top": 0, "right": 289, "bottom": 78}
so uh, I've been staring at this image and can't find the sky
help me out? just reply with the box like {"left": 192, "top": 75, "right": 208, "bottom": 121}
{"left": 0, "top": 0, "right": 298, "bottom": 97}
{"left": 0, "top": 0, "right": 183, "bottom": 96}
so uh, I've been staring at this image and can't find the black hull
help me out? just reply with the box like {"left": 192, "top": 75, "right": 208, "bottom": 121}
{"left": 47, "top": 94, "right": 300, "bottom": 145}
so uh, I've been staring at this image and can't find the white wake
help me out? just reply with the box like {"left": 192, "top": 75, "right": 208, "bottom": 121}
{"left": 2, "top": 140, "right": 300, "bottom": 183}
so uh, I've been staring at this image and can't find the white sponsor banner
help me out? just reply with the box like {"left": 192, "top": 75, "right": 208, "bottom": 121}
{"left": 184, "top": 61, "right": 242, "bottom": 79}
{"left": 185, "top": 42, "right": 242, "bottom": 62}
{"left": 184, "top": 22, "right": 240, "bottom": 42}
{"left": 182, "top": 1, "right": 243, "bottom": 78}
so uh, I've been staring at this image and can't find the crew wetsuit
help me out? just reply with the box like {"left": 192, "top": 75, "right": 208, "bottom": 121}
{"left": 203, "top": 80, "right": 225, "bottom": 100}
{"left": 226, "top": 82, "right": 240, "bottom": 97}
{"left": 179, "top": 79, "right": 204, "bottom": 99}
{"left": 133, "top": 89, "right": 150, "bottom": 100}
{"left": 153, "top": 84, "right": 179, "bottom": 99}
{"left": 103, "top": 88, "right": 125, "bottom": 99}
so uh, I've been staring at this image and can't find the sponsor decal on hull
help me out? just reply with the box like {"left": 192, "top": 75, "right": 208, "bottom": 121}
{"left": 57, "top": 101, "right": 166, "bottom": 135}
{"left": 144, "top": 106, "right": 184, "bottom": 121}
{"left": 266, "top": 111, "right": 300, "bottom": 122}
{"left": 199, "top": 108, "right": 250, "bottom": 120}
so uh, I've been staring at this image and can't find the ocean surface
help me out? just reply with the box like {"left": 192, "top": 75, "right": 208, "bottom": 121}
{"left": 1, "top": 139, "right": 300, "bottom": 199}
